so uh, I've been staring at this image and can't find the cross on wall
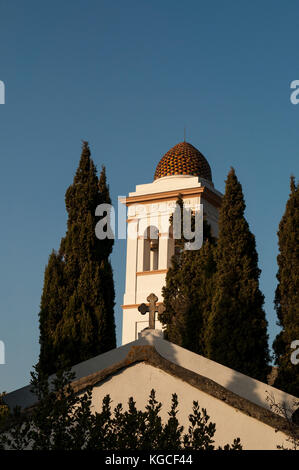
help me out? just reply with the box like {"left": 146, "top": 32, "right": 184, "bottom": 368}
{"left": 138, "top": 293, "right": 166, "bottom": 329}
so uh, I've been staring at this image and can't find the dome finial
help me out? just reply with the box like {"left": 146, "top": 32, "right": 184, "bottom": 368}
{"left": 184, "top": 126, "right": 186, "bottom": 142}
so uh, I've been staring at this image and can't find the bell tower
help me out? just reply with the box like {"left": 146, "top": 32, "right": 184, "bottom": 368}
{"left": 121, "top": 141, "right": 222, "bottom": 345}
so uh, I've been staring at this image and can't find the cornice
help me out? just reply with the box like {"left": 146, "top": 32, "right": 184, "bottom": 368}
{"left": 120, "top": 186, "right": 222, "bottom": 208}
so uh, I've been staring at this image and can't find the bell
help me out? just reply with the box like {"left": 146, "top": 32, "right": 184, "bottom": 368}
{"left": 150, "top": 239, "right": 158, "bottom": 251}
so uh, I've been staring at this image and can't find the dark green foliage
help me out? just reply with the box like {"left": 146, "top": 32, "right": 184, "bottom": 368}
{"left": 266, "top": 393, "right": 299, "bottom": 450}
{"left": 0, "top": 369, "right": 242, "bottom": 450}
{"left": 38, "top": 142, "right": 116, "bottom": 376}
{"left": 0, "top": 394, "right": 9, "bottom": 429}
{"left": 159, "top": 195, "right": 217, "bottom": 356}
{"left": 38, "top": 251, "right": 65, "bottom": 374}
{"left": 206, "top": 168, "right": 270, "bottom": 381}
{"left": 273, "top": 177, "right": 299, "bottom": 397}
{"left": 159, "top": 236, "right": 216, "bottom": 356}
{"left": 159, "top": 171, "right": 270, "bottom": 382}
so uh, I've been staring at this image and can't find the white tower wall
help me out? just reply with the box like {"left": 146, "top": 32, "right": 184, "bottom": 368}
{"left": 121, "top": 175, "right": 222, "bottom": 344}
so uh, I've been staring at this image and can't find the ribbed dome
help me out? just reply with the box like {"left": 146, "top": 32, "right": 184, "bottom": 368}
{"left": 154, "top": 141, "right": 212, "bottom": 182}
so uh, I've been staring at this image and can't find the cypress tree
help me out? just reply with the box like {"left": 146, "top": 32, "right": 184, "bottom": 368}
{"left": 159, "top": 196, "right": 216, "bottom": 356}
{"left": 38, "top": 251, "right": 65, "bottom": 374}
{"left": 38, "top": 142, "right": 116, "bottom": 375}
{"left": 273, "top": 177, "right": 299, "bottom": 396}
{"left": 206, "top": 168, "right": 270, "bottom": 381}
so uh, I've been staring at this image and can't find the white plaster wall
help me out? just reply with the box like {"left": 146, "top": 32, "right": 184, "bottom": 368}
{"left": 149, "top": 334, "right": 297, "bottom": 418}
{"left": 90, "top": 363, "right": 290, "bottom": 450}
{"left": 131, "top": 175, "right": 202, "bottom": 196}
{"left": 5, "top": 330, "right": 297, "bottom": 440}
{"left": 122, "top": 175, "right": 222, "bottom": 345}
{"left": 130, "top": 175, "right": 222, "bottom": 197}
{"left": 202, "top": 198, "right": 219, "bottom": 237}
{"left": 122, "top": 309, "right": 163, "bottom": 344}
{"left": 123, "top": 220, "right": 138, "bottom": 305}
{"left": 136, "top": 273, "right": 166, "bottom": 303}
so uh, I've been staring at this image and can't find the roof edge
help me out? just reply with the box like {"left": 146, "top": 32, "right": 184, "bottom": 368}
{"left": 71, "top": 345, "right": 298, "bottom": 439}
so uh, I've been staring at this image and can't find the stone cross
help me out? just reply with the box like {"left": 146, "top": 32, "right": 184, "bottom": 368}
{"left": 138, "top": 293, "right": 166, "bottom": 329}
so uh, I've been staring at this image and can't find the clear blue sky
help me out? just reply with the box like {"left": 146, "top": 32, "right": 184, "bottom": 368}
{"left": 0, "top": 0, "right": 298, "bottom": 392}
